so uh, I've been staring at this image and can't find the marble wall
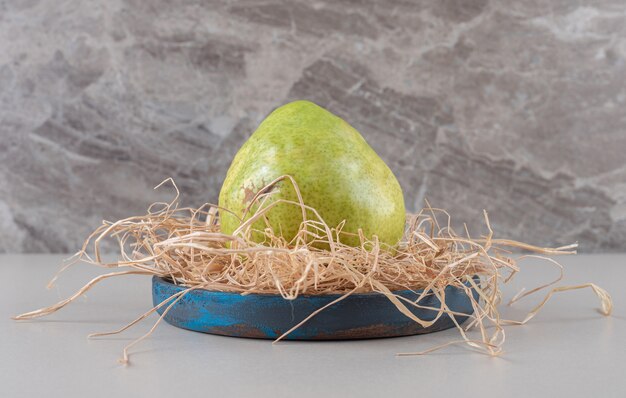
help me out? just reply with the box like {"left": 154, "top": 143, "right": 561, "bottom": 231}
{"left": 1, "top": 0, "right": 625, "bottom": 253}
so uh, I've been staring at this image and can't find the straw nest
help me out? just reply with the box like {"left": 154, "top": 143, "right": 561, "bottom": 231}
{"left": 15, "top": 177, "right": 612, "bottom": 364}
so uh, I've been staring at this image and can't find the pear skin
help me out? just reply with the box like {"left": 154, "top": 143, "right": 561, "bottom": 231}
{"left": 219, "top": 100, "right": 405, "bottom": 247}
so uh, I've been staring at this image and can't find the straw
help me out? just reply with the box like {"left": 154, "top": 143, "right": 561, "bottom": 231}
{"left": 14, "top": 177, "right": 612, "bottom": 364}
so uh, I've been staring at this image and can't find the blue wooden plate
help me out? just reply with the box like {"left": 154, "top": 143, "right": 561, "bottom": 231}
{"left": 153, "top": 276, "right": 479, "bottom": 340}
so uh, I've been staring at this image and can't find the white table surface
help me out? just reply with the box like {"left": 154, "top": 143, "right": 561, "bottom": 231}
{"left": 2, "top": 254, "right": 625, "bottom": 398}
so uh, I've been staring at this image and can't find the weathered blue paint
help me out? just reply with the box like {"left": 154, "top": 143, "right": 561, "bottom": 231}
{"left": 152, "top": 276, "right": 479, "bottom": 339}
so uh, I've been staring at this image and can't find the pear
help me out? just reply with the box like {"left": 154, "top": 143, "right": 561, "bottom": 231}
{"left": 218, "top": 100, "right": 405, "bottom": 247}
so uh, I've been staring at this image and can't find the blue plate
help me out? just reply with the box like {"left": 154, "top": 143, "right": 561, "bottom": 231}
{"left": 153, "top": 276, "right": 478, "bottom": 340}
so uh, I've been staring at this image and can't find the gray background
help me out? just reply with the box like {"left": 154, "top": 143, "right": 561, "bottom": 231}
{"left": 1, "top": 0, "right": 625, "bottom": 253}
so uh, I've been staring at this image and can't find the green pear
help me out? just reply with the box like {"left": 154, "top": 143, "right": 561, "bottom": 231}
{"left": 218, "top": 100, "right": 405, "bottom": 247}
